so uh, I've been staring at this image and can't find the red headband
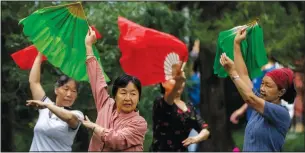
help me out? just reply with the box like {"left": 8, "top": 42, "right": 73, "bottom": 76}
{"left": 265, "top": 68, "right": 294, "bottom": 89}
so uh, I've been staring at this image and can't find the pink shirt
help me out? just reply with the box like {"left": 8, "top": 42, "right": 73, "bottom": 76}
{"left": 86, "top": 57, "right": 147, "bottom": 151}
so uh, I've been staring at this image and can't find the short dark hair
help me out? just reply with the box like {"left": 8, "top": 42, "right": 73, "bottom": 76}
{"left": 281, "top": 84, "right": 296, "bottom": 104}
{"left": 55, "top": 75, "right": 79, "bottom": 92}
{"left": 112, "top": 74, "right": 142, "bottom": 100}
{"left": 159, "top": 83, "right": 165, "bottom": 94}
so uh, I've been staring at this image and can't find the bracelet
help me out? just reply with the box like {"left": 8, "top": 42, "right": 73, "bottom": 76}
{"left": 86, "top": 54, "right": 94, "bottom": 56}
{"left": 232, "top": 75, "right": 240, "bottom": 81}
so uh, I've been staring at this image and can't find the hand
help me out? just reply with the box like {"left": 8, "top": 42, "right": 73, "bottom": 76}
{"left": 230, "top": 109, "right": 244, "bottom": 124}
{"left": 220, "top": 53, "right": 236, "bottom": 74}
{"left": 234, "top": 28, "right": 247, "bottom": 44}
{"left": 81, "top": 115, "right": 96, "bottom": 129}
{"left": 85, "top": 27, "right": 97, "bottom": 47}
{"left": 26, "top": 100, "right": 48, "bottom": 109}
{"left": 182, "top": 136, "right": 200, "bottom": 147}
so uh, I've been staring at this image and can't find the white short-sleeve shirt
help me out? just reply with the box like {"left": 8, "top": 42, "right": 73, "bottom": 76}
{"left": 29, "top": 96, "right": 84, "bottom": 151}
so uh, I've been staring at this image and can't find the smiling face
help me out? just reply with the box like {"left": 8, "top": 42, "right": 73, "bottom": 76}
{"left": 115, "top": 82, "right": 140, "bottom": 113}
{"left": 260, "top": 76, "right": 285, "bottom": 103}
{"left": 55, "top": 80, "right": 78, "bottom": 107}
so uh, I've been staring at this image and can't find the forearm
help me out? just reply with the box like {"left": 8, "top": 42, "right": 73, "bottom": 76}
{"left": 29, "top": 53, "right": 42, "bottom": 83}
{"left": 86, "top": 45, "right": 94, "bottom": 59}
{"left": 234, "top": 42, "right": 253, "bottom": 88}
{"left": 46, "top": 103, "right": 78, "bottom": 126}
{"left": 229, "top": 70, "right": 253, "bottom": 101}
{"left": 165, "top": 84, "right": 182, "bottom": 105}
{"left": 239, "top": 103, "right": 249, "bottom": 113}
{"left": 196, "top": 129, "right": 210, "bottom": 141}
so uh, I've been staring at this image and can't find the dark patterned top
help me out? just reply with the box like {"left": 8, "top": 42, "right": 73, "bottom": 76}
{"left": 150, "top": 96, "right": 209, "bottom": 152}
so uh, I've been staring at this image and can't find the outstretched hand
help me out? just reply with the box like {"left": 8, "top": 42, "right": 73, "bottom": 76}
{"left": 26, "top": 100, "right": 48, "bottom": 109}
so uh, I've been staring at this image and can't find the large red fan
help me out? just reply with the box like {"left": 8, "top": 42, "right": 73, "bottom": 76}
{"left": 11, "top": 45, "right": 47, "bottom": 70}
{"left": 11, "top": 26, "right": 102, "bottom": 70}
{"left": 118, "top": 16, "right": 188, "bottom": 86}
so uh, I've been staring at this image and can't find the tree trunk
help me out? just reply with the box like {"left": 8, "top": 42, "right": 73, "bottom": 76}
{"left": 198, "top": 49, "right": 235, "bottom": 151}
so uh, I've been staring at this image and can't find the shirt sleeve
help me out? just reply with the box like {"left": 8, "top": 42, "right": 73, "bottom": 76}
{"left": 86, "top": 57, "right": 111, "bottom": 111}
{"left": 70, "top": 110, "right": 84, "bottom": 130}
{"left": 95, "top": 119, "right": 147, "bottom": 151}
{"left": 263, "top": 102, "right": 291, "bottom": 132}
{"left": 188, "top": 103, "right": 209, "bottom": 133}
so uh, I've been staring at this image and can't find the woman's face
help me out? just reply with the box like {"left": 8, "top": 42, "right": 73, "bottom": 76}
{"left": 260, "top": 76, "right": 284, "bottom": 103}
{"left": 55, "top": 80, "right": 78, "bottom": 107}
{"left": 115, "top": 82, "right": 140, "bottom": 113}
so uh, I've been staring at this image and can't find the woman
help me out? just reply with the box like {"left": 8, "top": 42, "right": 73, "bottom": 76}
{"left": 219, "top": 28, "right": 295, "bottom": 151}
{"left": 26, "top": 52, "right": 84, "bottom": 151}
{"left": 81, "top": 28, "right": 147, "bottom": 151}
{"left": 150, "top": 64, "right": 210, "bottom": 152}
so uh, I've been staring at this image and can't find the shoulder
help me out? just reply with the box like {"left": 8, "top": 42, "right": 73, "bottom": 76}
{"left": 129, "top": 115, "right": 148, "bottom": 132}
{"left": 263, "top": 102, "right": 290, "bottom": 121}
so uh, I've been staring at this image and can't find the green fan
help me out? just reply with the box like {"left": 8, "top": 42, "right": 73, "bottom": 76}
{"left": 19, "top": 2, "right": 110, "bottom": 82}
{"left": 214, "top": 19, "right": 268, "bottom": 79}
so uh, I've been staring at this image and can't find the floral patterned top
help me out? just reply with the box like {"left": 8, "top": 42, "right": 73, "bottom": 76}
{"left": 150, "top": 96, "right": 209, "bottom": 152}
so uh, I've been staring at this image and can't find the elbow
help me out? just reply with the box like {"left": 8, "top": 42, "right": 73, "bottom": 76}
{"left": 67, "top": 114, "right": 79, "bottom": 128}
{"left": 243, "top": 92, "right": 257, "bottom": 105}
{"left": 104, "top": 134, "right": 127, "bottom": 150}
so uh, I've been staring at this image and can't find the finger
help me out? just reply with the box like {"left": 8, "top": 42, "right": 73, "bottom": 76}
{"left": 85, "top": 115, "right": 91, "bottom": 121}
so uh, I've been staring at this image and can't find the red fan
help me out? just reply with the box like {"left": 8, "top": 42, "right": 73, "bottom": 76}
{"left": 11, "top": 45, "right": 47, "bottom": 70}
{"left": 11, "top": 26, "right": 102, "bottom": 70}
{"left": 118, "top": 16, "right": 188, "bottom": 86}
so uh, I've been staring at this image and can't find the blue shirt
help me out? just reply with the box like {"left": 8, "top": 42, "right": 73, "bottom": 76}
{"left": 188, "top": 73, "right": 200, "bottom": 106}
{"left": 243, "top": 102, "right": 291, "bottom": 151}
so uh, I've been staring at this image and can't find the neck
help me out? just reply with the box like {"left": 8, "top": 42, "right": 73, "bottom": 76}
{"left": 272, "top": 98, "right": 281, "bottom": 105}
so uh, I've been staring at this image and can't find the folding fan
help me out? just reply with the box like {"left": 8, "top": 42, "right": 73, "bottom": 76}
{"left": 11, "top": 45, "right": 47, "bottom": 70}
{"left": 11, "top": 26, "right": 102, "bottom": 70}
{"left": 213, "top": 18, "right": 268, "bottom": 79}
{"left": 19, "top": 2, "right": 109, "bottom": 82}
{"left": 118, "top": 16, "right": 188, "bottom": 86}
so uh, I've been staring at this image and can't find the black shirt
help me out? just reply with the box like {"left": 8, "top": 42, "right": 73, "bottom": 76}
{"left": 150, "top": 96, "right": 209, "bottom": 152}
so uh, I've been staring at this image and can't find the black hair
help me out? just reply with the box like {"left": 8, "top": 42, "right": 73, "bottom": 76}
{"left": 160, "top": 83, "right": 165, "bottom": 94}
{"left": 112, "top": 74, "right": 142, "bottom": 100}
{"left": 281, "top": 83, "right": 297, "bottom": 104}
{"left": 55, "top": 75, "right": 79, "bottom": 92}
{"left": 193, "top": 57, "right": 200, "bottom": 73}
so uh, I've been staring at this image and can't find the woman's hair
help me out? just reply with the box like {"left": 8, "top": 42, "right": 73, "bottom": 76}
{"left": 55, "top": 75, "right": 79, "bottom": 92}
{"left": 112, "top": 74, "right": 142, "bottom": 100}
{"left": 160, "top": 83, "right": 165, "bottom": 94}
{"left": 281, "top": 84, "right": 296, "bottom": 104}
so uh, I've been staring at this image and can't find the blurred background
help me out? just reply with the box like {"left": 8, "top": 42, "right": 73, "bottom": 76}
{"left": 1, "top": 1, "right": 304, "bottom": 151}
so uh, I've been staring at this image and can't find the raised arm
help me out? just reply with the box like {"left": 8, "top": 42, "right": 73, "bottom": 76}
{"left": 234, "top": 29, "right": 253, "bottom": 88}
{"left": 29, "top": 52, "right": 46, "bottom": 100}
{"left": 85, "top": 28, "right": 110, "bottom": 111}
{"left": 220, "top": 53, "right": 265, "bottom": 114}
